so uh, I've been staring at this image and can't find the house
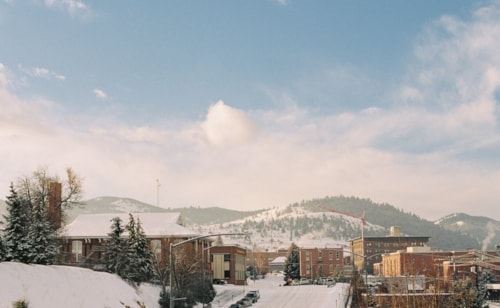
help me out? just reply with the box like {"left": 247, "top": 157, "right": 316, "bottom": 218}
{"left": 59, "top": 212, "right": 211, "bottom": 269}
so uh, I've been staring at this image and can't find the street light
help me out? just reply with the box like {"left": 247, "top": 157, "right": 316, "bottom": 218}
{"left": 169, "top": 233, "right": 247, "bottom": 308}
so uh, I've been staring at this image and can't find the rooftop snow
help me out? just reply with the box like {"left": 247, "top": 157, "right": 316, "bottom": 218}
{"left": 61, "top": 212, "right": 200, "bottom": 238}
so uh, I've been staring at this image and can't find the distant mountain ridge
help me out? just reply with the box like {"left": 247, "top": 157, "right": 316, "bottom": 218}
{"left": 1, "top": 196, "right": 497, "bottom": 251}
{"left": 434, "top": 212, "right": 500, "bottom": 250}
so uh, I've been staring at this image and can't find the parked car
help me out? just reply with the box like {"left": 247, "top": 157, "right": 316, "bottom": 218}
{"left": 246, "top": 290, "right": 260, "bottom": 302}
{"left": 228, "top": 304, "right": 242, "bottom": 308}
{"left": 299, "top": 278, "right": 311, "bottom": 285}
{"left": 213, "top": 278, "right": 226, "bottom": 285}
{"left": 245, "top": 293, "right": 257, "bottom": 303}
{"left": 237, "top": 297, "right": 252, "bottom": 307}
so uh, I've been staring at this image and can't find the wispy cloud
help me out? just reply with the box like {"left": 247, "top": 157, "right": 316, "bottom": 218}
{"left": 93, "top": 89, "right": 108, "bottom": 100}
{"left": 42, "top": 0, "right": 91, "bottom": 17}
{"left": 274, "top": 0, "right": 288, "bottom": 7}
{"left": 19, "top": 65, "right": 66, "bottom": 81}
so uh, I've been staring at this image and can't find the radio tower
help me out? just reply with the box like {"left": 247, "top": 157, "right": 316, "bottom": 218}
{"left": 156, "top": 179, "right": 161, "bottom": 207}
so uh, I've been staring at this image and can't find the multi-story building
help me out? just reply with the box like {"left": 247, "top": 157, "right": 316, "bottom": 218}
{"left": 298, "top": 247, "right": 344, "bottom": 280}
{"left": 379, "top": 246, "right": 452, "bottom": 277}
{"left": 349, "top": 226, "right": 430, "bottom": 274}
{"left": 210, "top": 245, "right": 247, "bottom": 285}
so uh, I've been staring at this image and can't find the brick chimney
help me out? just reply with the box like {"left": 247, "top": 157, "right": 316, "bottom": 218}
{"left": 48, "top": 182, "right": 62, "bottom": 230}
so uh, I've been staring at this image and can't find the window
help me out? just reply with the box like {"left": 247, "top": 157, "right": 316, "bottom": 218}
{"left": 336, "top": 251, "right": 340, "bottom": 260}
{"left": 306, "top": 251, "right": 310, "bottom": 261}
{"left": 329, "top": 251, "right": 333, "bottom": 260}
{"left": 151, "top": 240, "right": 162, "bottom": 262}
{"left": 72, "top": 240, "right": 83, "bottom": 262}
{"left": 306, "top": 264, "right": 310, "bottom": 274}
{"left": 318, "top": 250, "right": 323, "bottom": 259}
{"left": 224, "top": 254, "right": 231, "bottom": 262}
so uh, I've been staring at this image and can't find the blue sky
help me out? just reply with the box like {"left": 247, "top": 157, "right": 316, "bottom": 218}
{"left": 1, "top": 0, "right": 500, "bottom": 221}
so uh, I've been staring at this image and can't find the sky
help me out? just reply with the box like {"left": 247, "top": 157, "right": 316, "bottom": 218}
{"left": 1, "top": 0, "right": 500, "bottom": 221}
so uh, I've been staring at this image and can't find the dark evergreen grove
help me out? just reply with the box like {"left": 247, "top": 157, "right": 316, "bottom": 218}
{"left": 1, "top": 183, "right": 58, "bottom": 264}
{"left": 104, "top": 214, "right": 154, "bottom": 285}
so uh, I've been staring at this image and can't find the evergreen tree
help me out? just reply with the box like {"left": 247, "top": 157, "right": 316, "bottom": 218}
{"left": 133, "top": 218, "right": 154, "bottom": 282}
{"left": 473, "top": 270, "right": 494, "bottom": 308}
{"left": 25, "top": 201, "right": 58, "bottom": 265}
{"left": 284, "top": 242, "right": 300, "bottom": 282}
{"left": 3, "top": 184, "right": 30, "bottom": 262}
{"left": 124, "top": 214, "right": 154, "bottom": 283}
{"left": 0, "top": 235, "right": 5, "bottom": 261}
{"left": 193, "top": 278, "right": 216, "bottom": 307}
{"left": 105, "top": 217, "right": 127, "bottom": 277}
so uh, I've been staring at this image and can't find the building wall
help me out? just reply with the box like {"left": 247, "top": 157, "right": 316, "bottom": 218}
{"left": 350, "top": 236, "right": 430, "bottom": 274}
{"left": 299, "top": 247, "right": 344, "bottom": 280}
{"left": 60, "top": 236, "right": 211, "bottom": 270}
{"left": 210, "top": 246, "right": 247, "bottom": 285}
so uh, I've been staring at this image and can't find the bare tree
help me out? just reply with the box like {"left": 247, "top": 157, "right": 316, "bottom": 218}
{"left": 16, "top": 166, "right": 83, "bottom": 229}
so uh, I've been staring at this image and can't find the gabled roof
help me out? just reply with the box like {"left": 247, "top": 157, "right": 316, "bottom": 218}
{"left": 61, "top": 212, "right": 200, "bottom": 238}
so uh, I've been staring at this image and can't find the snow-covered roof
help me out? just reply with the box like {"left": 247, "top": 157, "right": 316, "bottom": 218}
{"left": 61, "top": 212, "right": 200, "bottom": 238}
{"left": 270, "top": 256, "right": 287, "bottom": 264}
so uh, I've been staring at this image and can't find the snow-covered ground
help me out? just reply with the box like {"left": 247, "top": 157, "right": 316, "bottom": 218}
{"left": 1, "top": 262, "right": 350, "bottom": 308}
{"left": 0, "top": 262, "right": 159, "bottom": 308}
{"left": 203, "top": 274, "right": 350, "bottom": 308}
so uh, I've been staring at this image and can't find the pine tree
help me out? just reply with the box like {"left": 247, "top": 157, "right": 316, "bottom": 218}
{"left": 25, "top": 201, "right": 58, "bottom": 265}
{"left": 124, "top": 214, "right": 154, "bottom": 283}
{"left": 3, "top": 184, "right": 30, "bottom": 262}
{"left": 105, "top": 217, "right": 127, "bottom": 277}
{"left": 0, "top": 235, "right": 6, "bottom": 261}
{"left": 133, "top": 218, "right": 154, "bottom": 283}
{"left": 284, "top": 242, "right": 300, "bottom": 282}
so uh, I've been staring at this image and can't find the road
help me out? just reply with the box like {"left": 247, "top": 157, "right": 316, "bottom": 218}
{"left": 209, "top": 274, "right": 350, "bottom": 308}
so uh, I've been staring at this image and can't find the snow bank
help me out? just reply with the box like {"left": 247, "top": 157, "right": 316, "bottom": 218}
{"left": 0, "top": 262, "right": 158, "bottom": 308}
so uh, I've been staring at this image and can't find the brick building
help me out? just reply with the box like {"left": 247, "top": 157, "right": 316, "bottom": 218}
{"left": 59, "top": 212, "right": 211, "bottom": 269}
{"left": 298, "top": 247, "right": 344, "bottom": 280}
{"left": 350, "top": 226, "right": 430, "bottom": 274}
{"left": 210, "top": 245, "right": 247, "bottom": 285}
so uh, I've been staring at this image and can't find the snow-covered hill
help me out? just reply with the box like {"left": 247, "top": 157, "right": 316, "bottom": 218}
{"left": 195, "top": 204, "right": 385, "bottom": 251}
{"left": 0, "top": 262, "right": 160, "bottom": 308}
{"left": 434, "top": 212, "right": 500, "bottom": 250}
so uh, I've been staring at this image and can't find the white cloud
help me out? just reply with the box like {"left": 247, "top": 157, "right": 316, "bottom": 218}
{"left": 0, "top": 63, "right": 10, "bottom": 87}
{"left": 93, "top": 89, "right": 108, "bottom": 100}
{"left": 201, "top": 100, "right": 257, "bottom": 147}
